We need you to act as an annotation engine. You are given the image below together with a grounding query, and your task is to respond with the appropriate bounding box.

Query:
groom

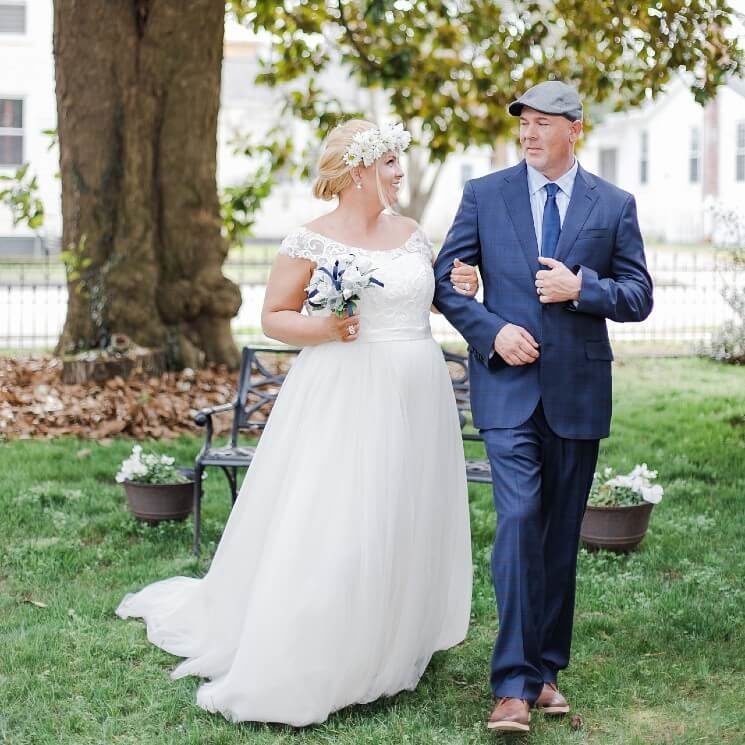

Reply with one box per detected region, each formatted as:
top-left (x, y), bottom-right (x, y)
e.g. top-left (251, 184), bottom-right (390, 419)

top-left (434, 81), bottom-right (653, 733)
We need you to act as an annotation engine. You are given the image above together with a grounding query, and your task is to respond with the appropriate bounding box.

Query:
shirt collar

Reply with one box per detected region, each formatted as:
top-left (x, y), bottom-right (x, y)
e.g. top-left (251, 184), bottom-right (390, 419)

top-left (527, 159), bottom-right (579, 198)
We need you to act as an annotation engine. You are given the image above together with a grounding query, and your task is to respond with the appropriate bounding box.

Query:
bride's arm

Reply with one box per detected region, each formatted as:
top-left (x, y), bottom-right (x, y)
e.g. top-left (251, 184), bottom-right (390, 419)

top-left (431, 259), bottom-right (479, 314)
top-left (261, 255), bottom-right (357, 346)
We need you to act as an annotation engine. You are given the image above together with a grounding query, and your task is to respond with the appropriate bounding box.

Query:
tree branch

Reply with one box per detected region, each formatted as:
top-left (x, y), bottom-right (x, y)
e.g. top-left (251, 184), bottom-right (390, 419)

top-left (336, 0), bottom-right (383, 75)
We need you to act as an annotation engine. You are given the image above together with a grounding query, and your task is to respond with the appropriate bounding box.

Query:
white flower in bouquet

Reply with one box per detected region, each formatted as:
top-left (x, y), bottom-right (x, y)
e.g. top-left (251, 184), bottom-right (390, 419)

top-left (306, 252), bottom-right (384, 317)
top-left (342, 265), bottom-right (363, 291)
top-left (354, 255), bottom-right (374, 273)
top-left (306, 269), bottom-right (342, 308)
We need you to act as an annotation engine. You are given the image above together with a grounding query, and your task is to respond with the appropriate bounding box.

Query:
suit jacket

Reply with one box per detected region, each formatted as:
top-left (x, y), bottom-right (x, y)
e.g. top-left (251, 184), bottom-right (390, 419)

top-left (433, 160), bottom-right (653, 439)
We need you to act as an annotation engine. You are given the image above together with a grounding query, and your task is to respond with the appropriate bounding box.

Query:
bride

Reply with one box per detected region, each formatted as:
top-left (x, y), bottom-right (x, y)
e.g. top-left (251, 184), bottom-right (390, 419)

top-left (116, 119), bottom-right (476, 727)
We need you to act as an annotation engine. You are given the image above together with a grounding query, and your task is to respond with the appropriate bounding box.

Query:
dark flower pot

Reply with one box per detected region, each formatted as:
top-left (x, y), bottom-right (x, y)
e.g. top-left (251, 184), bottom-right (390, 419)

top-left (122, 468), bottom-right (194, 523)
top-left (580, 502), bottom-right (655, 552)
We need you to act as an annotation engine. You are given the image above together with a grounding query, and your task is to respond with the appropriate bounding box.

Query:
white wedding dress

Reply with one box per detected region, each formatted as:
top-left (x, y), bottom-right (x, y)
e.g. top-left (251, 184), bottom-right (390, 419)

top-left (116, 226), bottom-right (472, 727)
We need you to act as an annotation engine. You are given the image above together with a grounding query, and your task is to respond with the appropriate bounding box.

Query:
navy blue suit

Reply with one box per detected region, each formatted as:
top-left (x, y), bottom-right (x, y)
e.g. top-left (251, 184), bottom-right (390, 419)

top-left (434, 160), bottom-right (653, 702)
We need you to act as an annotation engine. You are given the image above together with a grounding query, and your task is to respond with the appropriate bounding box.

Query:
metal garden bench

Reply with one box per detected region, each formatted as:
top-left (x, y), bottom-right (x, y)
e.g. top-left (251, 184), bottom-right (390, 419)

top-left (191, 345), bottom-right (491, 554)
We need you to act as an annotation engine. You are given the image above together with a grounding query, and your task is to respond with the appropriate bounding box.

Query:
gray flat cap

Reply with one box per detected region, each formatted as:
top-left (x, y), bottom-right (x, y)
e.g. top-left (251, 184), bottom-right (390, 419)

top-left (508, 81), bottom-right (583, 121)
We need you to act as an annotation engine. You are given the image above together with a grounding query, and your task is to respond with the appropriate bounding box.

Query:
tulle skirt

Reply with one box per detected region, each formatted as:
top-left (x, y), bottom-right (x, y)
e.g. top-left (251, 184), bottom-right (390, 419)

top-left (116, 336), bottom-right (472, 726)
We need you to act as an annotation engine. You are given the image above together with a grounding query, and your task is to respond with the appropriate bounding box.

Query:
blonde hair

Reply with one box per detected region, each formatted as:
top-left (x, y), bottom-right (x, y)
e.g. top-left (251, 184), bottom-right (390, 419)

top-left (312, 120), bottom-right (376, 201)
top-left (312, 119), bottom-right (398, 212)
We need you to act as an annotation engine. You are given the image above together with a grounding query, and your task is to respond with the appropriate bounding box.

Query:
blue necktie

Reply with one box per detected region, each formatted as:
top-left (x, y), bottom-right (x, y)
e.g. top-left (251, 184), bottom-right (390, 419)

top-left (541, 182), bottom-right (561, 258)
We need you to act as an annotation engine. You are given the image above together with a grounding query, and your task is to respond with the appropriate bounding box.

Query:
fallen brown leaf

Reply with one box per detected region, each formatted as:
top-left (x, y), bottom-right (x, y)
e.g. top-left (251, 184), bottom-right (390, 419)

top-left (0, 355), bottom-right (241, 441)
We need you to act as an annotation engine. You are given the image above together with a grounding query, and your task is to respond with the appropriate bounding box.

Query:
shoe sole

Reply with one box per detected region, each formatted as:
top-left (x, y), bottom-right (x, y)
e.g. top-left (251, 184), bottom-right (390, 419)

top-left (537, 705), bottom-right (570, 715)
top-left (486, 721), bottom-right (530, 732)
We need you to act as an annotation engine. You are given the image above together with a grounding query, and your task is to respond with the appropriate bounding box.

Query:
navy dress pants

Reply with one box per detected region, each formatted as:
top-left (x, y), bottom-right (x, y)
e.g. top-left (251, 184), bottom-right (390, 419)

top-left (482, 401), bottom-right (599, 704)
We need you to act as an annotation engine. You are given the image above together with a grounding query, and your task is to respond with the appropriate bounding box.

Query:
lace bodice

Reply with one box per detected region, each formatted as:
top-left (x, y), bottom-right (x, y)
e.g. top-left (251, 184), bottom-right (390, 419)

top-left (279, 227), bottom-right (435, 343)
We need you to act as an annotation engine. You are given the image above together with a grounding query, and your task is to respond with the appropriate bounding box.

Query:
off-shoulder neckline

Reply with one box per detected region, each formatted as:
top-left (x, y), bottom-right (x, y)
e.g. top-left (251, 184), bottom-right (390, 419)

top-left (297, 225), bottom-right (423, 254)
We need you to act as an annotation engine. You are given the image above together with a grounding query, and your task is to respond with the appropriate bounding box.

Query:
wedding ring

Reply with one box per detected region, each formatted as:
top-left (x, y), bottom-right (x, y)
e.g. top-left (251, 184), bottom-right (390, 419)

top-left (537, 287), bottom-right (543, 295)
top-left (348, 325), bottom-right (356, 335)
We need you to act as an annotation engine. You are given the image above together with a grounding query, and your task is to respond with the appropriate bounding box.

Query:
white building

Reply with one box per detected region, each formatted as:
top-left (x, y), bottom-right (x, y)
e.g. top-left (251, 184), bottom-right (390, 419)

top-left (0, 0), bottom-right (60, 256)
top-left (580, 77), bottom-right (745, 244)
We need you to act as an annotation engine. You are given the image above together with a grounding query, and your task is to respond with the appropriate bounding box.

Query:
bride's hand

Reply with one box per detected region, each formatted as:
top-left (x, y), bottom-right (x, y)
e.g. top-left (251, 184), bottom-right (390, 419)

top-left (450, 259), bottom-right (479, 297)
top-left (326, 312), bottom-right (360, 343)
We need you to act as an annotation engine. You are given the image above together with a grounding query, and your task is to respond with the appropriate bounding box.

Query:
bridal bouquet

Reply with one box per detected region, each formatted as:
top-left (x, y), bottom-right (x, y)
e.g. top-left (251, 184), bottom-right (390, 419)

top-left (305, 253), bottom-right (384, 317)
top-left (588, 463), bottom-right (664, 507)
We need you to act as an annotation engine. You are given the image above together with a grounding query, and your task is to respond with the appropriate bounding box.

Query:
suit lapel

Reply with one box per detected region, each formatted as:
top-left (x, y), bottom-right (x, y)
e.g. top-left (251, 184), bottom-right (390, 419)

top-left (553, 166), bottom-right (598, 264)
top-left (501, 162), bottom-right (540, 276)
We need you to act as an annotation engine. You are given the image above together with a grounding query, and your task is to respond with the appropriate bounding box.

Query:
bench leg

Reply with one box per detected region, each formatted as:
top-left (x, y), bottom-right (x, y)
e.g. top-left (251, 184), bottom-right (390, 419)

top-left (192, 463), bottom-right (204, 556)
top-left (221, 466), bottom-right (238, 506)
top-left (231, 466), bottom-right (238, 504)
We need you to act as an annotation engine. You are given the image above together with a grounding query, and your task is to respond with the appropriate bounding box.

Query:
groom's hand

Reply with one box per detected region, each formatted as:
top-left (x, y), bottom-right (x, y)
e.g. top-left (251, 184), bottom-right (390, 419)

top-left (535, 257), bottom-right (581, 303)
top-left (494, 324), bottom-right (540, 366)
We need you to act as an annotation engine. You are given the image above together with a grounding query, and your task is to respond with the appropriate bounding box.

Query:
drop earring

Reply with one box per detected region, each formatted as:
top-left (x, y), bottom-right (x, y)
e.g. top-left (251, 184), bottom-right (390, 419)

top-left (355, 182), bottom-right (362, 190)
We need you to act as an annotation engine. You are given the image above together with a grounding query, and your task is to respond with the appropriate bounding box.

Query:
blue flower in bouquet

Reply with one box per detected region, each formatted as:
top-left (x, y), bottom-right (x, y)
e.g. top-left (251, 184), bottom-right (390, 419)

top-left (305, 253), bottom-right (384, 317)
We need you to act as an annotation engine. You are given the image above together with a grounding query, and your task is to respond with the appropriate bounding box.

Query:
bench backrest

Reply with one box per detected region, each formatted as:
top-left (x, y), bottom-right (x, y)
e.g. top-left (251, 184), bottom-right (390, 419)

top-left (230, 346), bottom-right (300, 445)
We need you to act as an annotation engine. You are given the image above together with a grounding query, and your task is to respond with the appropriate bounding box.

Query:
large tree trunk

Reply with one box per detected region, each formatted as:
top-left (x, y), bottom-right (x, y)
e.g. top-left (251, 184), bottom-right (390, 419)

top-left (53, 0), bottom-right (241, 369)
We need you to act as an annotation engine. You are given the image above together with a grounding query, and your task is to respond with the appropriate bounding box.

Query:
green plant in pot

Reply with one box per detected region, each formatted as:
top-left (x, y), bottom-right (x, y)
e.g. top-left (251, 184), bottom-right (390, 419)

top-left (581, 464), bottom-right (664, 552)
top-left (116, 445), bottom-right (194, 523)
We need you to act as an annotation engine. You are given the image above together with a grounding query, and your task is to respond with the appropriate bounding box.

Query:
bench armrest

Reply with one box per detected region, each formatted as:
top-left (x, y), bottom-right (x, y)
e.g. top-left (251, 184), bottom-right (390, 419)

top-left (193, 401), bottom-right (235, 457)
top-left (193, 402), bottom-right (234, 427)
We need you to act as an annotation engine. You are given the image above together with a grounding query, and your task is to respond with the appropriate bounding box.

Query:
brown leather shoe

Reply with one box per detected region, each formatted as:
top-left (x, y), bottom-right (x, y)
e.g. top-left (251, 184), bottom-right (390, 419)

top-left (487, 697), bottom-right (530, 732)
top-left (535, 682), bottom-right (570, 715)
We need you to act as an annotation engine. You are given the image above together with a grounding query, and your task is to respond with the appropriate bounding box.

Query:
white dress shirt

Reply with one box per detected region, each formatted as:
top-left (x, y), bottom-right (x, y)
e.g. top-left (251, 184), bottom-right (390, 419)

top-left (526, 159), bottom-right (578, 254)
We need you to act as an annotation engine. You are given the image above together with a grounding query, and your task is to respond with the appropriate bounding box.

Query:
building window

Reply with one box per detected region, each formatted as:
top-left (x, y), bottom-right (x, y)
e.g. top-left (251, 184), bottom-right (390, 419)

top-left (221, 56), bottom-right (255, 105)
top-left (0, 3), bottom-right (26, 34)
top-left (460, 162), bottom-right (473, 186)
top-left (640, 131), bottom-right (648, 185)
top-left (736, 121), bottom-right (745, 183)
top-left (0, 98), bottom-right (23, 166)
top-left (599, 148), bottom-right (617, 184)
top-left (689, 127), bottom-right (701, 183)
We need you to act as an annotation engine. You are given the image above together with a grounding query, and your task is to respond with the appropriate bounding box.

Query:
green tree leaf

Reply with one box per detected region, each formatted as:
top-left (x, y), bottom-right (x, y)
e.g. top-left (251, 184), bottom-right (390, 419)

top-left (229, 0), bottom-right (744, 219)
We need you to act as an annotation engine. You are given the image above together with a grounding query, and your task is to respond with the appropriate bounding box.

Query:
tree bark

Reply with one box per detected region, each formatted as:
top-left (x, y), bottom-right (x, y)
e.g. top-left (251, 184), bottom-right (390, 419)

top-left (53, 0), bottom-right (241, 369)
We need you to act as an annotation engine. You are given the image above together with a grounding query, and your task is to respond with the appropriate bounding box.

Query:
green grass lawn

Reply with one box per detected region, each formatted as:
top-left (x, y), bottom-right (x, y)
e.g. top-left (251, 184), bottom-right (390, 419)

top-left (1, 358), bottom-right (744, 744)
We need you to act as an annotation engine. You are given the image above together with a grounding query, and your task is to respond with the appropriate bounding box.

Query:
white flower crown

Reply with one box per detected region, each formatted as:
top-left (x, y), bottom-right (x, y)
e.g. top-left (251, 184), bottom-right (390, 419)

top-left (342, 122), bottom-right (412, 169)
